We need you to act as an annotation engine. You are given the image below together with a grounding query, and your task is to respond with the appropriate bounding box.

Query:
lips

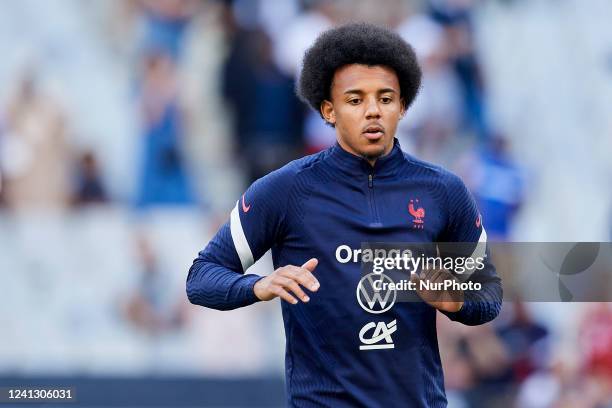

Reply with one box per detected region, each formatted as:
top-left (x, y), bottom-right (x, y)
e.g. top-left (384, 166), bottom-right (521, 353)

top-left (363, 124), bottom-right (385, 140)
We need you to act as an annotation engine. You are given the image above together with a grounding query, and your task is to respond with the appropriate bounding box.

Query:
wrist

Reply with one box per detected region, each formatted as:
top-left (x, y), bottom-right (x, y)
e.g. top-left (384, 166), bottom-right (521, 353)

top-left (248, 274), bottom-right (266, 302)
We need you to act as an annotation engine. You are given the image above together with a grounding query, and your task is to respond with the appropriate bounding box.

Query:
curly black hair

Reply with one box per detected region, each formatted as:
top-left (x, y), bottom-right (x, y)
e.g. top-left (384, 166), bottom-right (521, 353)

top-left (297, 22), bottom-right (422, 121)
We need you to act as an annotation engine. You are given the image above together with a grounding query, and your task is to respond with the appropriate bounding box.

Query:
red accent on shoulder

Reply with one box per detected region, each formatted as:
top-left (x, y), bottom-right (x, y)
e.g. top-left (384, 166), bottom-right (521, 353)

top-left (241, 194), bottom-right (251, 213)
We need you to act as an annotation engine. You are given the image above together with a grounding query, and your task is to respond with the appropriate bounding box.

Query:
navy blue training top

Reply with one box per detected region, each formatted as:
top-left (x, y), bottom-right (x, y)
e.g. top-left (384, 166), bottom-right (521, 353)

top-left (187, 139), bottom-right (502, 407)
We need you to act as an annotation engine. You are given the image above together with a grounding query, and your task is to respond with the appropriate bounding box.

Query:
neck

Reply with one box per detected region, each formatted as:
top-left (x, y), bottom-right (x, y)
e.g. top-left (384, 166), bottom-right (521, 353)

top-left (337, 139), bottom-right (394, 167)
top-left (365, 156), bottom-right (377, 167)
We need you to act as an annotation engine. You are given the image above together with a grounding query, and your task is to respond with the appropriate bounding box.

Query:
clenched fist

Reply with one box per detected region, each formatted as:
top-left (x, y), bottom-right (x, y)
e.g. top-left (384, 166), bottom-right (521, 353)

top-left (254, 258), bottom-right (320, 304)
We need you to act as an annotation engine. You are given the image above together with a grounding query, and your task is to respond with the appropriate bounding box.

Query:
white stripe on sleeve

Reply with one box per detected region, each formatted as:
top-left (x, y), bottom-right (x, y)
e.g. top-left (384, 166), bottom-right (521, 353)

top-left (230, 200), bottom-right (255, 272)
top-left (459, 227), bottom-right (488, 281)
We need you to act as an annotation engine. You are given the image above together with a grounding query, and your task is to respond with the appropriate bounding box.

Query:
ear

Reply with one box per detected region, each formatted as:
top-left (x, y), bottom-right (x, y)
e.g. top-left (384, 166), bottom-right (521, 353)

top-left (320, 100), bottom-right (336, 126)
top-left (399, 98), bottom-right (407, 119)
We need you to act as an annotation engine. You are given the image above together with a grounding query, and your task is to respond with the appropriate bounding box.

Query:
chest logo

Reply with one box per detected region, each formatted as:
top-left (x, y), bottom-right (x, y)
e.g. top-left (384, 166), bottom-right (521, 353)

top-left (356, 273), bottom-right (397, 314)
top-left (359, 320), bottom-right (397, 350)
top-left (408, 199), bottom-right (425, 229)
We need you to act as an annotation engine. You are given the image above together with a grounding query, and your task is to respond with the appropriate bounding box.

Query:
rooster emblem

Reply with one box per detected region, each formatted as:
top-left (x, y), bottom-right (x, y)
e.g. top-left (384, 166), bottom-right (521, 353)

top-left (408, 199), bottom-right (425, 229)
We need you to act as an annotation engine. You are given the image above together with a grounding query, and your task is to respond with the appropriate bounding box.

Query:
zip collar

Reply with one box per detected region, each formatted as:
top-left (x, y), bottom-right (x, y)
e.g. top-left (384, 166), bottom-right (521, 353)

top-left (327, 138), bottom-right (406, 178)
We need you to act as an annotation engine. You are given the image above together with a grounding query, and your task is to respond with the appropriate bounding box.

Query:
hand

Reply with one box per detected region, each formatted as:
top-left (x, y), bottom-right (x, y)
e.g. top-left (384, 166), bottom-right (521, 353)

top-left (254, 258), bottom-right (320, 304)
top-left (411, 268), bottom-right (464, 313)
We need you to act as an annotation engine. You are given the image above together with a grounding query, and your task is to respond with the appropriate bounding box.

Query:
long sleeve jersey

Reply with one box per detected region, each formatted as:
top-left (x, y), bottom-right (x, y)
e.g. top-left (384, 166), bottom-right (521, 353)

top-left (187, 139), bottom-right (502, 407)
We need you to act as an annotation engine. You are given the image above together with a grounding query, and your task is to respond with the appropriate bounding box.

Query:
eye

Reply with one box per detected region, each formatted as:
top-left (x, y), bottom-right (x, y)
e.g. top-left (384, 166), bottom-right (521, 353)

top-left (380, 96), bottom-right (392, 104)
top-left (348, 98), bottom-right (361, 105)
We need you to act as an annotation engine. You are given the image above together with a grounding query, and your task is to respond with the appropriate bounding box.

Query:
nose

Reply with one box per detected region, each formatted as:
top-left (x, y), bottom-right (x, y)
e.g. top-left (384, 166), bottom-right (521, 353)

top-left (365, 97), bottom-right (381, 120)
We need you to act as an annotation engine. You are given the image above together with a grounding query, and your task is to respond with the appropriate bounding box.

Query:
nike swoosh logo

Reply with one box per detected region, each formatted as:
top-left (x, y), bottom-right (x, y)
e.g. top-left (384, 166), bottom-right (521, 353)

top-left (242, 194), bottom-right (251, 213)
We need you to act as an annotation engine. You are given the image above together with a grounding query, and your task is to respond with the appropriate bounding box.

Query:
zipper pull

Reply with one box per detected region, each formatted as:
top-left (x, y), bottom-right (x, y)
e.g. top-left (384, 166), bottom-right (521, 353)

top-left (368, 174), bottom-right (373, 188)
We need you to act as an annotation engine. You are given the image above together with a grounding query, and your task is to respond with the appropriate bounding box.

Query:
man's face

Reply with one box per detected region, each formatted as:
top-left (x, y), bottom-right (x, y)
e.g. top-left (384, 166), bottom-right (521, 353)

top-left (321, 64), bottom-right (405, 163)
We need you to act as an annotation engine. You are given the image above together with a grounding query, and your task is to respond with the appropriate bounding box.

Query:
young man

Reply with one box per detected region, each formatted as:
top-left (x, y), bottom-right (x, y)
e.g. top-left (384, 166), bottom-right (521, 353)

top-left (187, 23), bottom-right (502, 407)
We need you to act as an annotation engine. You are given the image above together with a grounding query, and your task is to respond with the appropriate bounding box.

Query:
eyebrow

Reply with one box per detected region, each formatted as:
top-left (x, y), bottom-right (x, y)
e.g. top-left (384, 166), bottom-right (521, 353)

top-left (343, 88), bottom-right (398, 95)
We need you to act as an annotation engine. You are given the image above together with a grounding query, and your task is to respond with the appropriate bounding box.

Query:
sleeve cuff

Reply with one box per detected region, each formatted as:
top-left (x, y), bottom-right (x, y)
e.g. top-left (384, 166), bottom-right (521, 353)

top-left (441, 299), bottom-right (474, 323)
top-left (241, 273), bottom-right (266, 305)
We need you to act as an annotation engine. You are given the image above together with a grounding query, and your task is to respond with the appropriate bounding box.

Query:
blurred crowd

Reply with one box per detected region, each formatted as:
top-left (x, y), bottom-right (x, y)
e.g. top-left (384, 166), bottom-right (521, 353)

top-left (0, 0), bottom-right (610, 407)
top-left (439, 302), bottom-right (612, 407)
top-left (0, 0), bottom-right (525, 237)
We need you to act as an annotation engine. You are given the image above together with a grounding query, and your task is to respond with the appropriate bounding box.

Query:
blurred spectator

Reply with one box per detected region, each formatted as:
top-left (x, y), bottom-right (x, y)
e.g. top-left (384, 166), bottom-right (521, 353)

top-left (441, 302), bottom-right (550, 407)
top-left (516, 359), bottom-right (570, 408)
top-left (518, 309), bottom-right (612, 408)
top-left (138, 0), bottom-right (200, 60)
top-left (122, 234), bottom-right (188, 335)
top-left (222, 24), bottom-right (304, 182)
top-left (0, 114), bottom-right (5, 206)
top-left (580, 304), bottom-right (612, 382)
top-left (71, 151), bottom-right (109, 206)
top-left (273, 0), bottom-right (341, 153)
top-left (0, 169), bottom-right (4, 207)
top-left (273, 0), bottom-right (339, 77)
top-left (396, 9), bottom-right (463, 161)
top-left (0, 72), bottom-right (70, 211)
top-left (428, 0), bottom-right (489, 139)
top-left (457, 135), bottom-right (524, 241)
top-left (135, 50), bottom-right (195, 207)
top-left (437, 315), bottom-right (511, 407)
top-left (496, 302), bottom-right (550, 383)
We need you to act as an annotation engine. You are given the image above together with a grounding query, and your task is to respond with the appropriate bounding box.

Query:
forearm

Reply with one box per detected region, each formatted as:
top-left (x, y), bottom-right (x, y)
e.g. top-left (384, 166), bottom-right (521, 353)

top-left (186, 258), bottom-right (263, 311)
top-left (441, 277), bottom-right (502, 325)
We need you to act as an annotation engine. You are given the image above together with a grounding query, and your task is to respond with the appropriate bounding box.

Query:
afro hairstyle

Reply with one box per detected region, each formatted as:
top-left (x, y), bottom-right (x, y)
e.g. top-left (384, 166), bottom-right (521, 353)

top-left (297, 22), bottom-right (422, 122)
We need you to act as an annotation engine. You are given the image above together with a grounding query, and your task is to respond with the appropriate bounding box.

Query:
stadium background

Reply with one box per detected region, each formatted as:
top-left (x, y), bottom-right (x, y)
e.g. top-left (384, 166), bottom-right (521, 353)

top-left (0, 0), bottom-right (611, 406)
